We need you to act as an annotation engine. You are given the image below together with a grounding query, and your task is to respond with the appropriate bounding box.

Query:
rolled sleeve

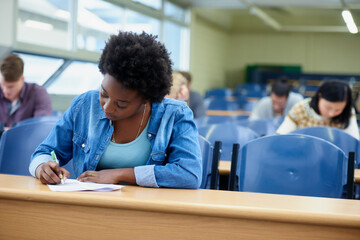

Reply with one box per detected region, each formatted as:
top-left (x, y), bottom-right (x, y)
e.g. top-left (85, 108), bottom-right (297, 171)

top-left (134, 165), bottom-right (159, 188)
top-left (29, 154), bottom-right (52, 177)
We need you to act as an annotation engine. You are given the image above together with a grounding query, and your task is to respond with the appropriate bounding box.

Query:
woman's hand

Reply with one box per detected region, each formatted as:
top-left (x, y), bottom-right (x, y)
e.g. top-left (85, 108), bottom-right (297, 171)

top-left (77, 169), bottom-right (136, 184)
top-left (35, 161), bottom-right (70, 184)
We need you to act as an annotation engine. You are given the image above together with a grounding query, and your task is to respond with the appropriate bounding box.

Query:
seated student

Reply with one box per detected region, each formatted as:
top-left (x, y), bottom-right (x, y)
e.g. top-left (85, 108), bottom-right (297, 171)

top-left (0, 54), bottom-right (52, 131)
top-left (249, 78), bottom-right (303, 121)
top-left (178, 71), bottom-right (206, 118)
top-left (277, 80), bottom-right (359, 140)
top-left (29, 31), bottom-right (202, 189)
top-left (166, 72), bottom-right (189, 103)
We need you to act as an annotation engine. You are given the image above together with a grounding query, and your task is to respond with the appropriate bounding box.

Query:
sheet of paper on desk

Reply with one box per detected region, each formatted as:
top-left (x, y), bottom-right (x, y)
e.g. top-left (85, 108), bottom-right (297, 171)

top-left (47, 179), bottom-right (124, 192)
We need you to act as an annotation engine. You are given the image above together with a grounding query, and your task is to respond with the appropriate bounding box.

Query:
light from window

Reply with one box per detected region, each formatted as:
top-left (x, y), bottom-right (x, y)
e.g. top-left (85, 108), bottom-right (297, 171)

top-left (14, 52), bottom-right (64, 86)
top-left (77, 0), bottom-right (124, 52)
top-left (132, 0), bottom-right (162, 10)
top-left (47, 61), bottom-right (102, 95)
top-left (17, 0), bottom-right (71, 49)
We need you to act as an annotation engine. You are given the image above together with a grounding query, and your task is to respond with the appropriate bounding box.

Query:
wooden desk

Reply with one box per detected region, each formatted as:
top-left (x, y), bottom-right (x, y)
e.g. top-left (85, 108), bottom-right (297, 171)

top-left (219, 161), bottom-right (360, 184)
top-left (206, 110), bottom-right (250, 116)
top-left (1, 174), bottom-right (360, 240)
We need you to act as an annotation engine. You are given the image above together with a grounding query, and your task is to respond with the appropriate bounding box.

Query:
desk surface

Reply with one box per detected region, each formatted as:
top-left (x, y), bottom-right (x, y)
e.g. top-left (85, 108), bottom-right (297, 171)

top-left (219, 161), bottom-right (360, 184)
top-left (1, 174), bottom-right (360, 240)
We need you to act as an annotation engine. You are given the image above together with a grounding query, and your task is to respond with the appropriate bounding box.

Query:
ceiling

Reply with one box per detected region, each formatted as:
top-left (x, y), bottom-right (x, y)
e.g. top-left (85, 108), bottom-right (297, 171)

top-left (172, 0), bottom-right (360, 33)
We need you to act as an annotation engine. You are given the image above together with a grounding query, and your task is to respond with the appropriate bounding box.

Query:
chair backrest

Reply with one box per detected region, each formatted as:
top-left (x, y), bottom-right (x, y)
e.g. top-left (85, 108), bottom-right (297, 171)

top-left (0, 120), bottom-right (75, 178)
top-left (195, 115), bottom-right (237, 126)
top-left (237, 134), bottom-right (348, 198)
top-left (198, 135), bottom-right (213, 189)
top-left (198, 123), bottom-right (259, 161)
top-left (16, 115), bottom-right (61, 127)
top-left (204, 98), bottom-right (238, 111)
top-left (0, 121), bottom-right (56, 176)
top-left (236, 118), bottom-right (278, 136)
top-left (205, 88), bottom-right (233, 98)
top-left (291, 126), bottom-right (360, 168)
top-left (198, 136), bottom-right (221, 189)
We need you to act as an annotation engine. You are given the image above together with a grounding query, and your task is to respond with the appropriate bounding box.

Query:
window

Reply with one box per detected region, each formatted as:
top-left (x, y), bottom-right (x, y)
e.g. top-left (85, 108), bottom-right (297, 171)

top-left (14, 52), bottom-right (64, 86)
top-left (164, 21), bottom-right (190, 70)
top-left (77, 0), bottom-right (124, 52)
top-left (164, 1), bottom-right (186, 22)
top-left (47, 61), bottom-right (102, 95)
top-left (132, 0), bottom-right (162, 10)
top-left (17, 0), bottom-right (72, 50)
top-left (124, 9), bottom-right (160, 36)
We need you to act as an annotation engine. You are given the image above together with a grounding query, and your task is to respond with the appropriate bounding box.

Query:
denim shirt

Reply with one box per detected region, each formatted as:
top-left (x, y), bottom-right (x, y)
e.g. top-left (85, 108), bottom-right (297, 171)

top-left (29, 90), bottom-right (202, 189)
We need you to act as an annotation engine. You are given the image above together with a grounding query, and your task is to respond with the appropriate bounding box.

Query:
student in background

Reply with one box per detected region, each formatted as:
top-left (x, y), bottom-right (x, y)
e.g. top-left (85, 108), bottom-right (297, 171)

top-left (249, 77), bottom-right (303, 121)
top-left (166, 72), bottom-right (189, 103)
top-left (178, 71), bottom-right (206, 118)
top-left (277, 80), bottom-right (359, 139)
top-left (0, 54), bottom-right (52, 131)
top-left (29, 31), bottom-right (202, 189)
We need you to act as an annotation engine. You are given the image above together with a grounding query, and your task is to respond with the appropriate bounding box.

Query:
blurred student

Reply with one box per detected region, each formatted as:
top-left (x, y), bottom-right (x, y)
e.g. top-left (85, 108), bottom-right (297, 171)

top-left (277, 80), bottom-right (359, 139)
top-left (178, 71), bottom-right (206, 118)
top-left (250, 78), bottom-right (303, 121)
top-left (166, 72), bottom-right (189, 103)
top-left (0, 54), bottom-right (52, 132)
top-left (29, 31), bottom-right (202, 189)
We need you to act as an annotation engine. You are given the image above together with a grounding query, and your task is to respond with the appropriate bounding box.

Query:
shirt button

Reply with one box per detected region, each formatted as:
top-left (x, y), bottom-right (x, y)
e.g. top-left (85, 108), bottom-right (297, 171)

top-left (82, 143), bottom-right (85, 148)
top-left (148, 134), bottom-right (151, 137)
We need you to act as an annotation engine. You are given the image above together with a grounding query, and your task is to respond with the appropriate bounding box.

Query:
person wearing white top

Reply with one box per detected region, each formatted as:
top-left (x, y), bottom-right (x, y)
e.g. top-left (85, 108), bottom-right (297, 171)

top-left (249, 78), bottom-right (303, 121)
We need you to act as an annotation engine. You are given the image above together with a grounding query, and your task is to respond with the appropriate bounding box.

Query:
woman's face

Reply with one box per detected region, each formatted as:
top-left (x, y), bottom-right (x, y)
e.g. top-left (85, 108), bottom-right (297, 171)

top-left (318, 97), bottom-right (346, 120)
top-left (99, 73), bottom-right (145, 121)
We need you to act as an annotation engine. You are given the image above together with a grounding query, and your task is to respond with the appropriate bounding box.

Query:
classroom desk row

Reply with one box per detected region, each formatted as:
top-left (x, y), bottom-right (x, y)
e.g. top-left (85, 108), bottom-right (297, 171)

top-left (219, 161), bottom-right (360, 183)
top-left (1, 174), bottom-right (360, 240)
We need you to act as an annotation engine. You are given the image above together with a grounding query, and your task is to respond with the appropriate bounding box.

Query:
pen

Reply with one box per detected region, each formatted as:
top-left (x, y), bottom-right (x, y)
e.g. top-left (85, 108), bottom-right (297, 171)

top-left (51, 150), bottom-right (64, 184)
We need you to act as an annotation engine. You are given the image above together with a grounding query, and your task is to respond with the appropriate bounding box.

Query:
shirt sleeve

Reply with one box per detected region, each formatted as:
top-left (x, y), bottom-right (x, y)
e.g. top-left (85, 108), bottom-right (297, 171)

top-left (276, 116), bottom-right (297, 134)
top-left (33, 85), bottom-right (52, 117)
top-left (134, 105), bottom-right (202, 189)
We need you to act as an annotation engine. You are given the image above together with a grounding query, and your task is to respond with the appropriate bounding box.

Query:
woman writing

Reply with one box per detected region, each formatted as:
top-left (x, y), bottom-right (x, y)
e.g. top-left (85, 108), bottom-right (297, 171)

top-left (276, 80), bottom-right (359, 139)
top-left (29, 31), bottom-right (202, 188)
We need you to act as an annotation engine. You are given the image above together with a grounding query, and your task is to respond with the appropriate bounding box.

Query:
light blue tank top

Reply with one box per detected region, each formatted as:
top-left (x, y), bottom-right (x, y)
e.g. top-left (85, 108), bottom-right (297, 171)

top-left (97, 121), bottom-right (151, 170)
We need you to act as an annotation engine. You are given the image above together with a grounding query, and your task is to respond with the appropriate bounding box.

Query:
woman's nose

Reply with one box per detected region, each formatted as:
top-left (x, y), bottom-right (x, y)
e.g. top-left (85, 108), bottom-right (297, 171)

top-left (103, 101), bottom-right (115, 113)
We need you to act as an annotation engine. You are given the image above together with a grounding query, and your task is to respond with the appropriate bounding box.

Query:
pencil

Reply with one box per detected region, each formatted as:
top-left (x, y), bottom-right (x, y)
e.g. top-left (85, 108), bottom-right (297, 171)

top-left (51, 150), bottom-right (64, 184)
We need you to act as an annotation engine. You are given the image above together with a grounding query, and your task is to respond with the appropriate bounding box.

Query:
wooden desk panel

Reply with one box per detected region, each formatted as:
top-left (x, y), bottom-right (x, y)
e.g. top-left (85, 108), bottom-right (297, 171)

top-left (1, 174), bottom-right (360, 240)
top-left (219, 161), bottom-right (360, 184)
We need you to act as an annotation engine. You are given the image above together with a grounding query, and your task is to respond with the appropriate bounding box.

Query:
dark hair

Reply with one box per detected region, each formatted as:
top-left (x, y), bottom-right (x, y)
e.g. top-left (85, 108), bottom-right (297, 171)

top-left (0, 54), bottom-right (24, 82)
top-left (310, 80), bottom-right (352, 127)
top-left (98, 31), bottom-right (172, 103)
top-left (178, 71), bottom-right (192, 84)
top-left (271, 77), bottom-right (290, 97)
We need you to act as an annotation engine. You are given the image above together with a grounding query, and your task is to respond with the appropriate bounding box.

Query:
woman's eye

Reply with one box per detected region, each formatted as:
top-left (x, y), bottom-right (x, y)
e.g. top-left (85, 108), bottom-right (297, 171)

top-left (116, 104), bottom-right (126, 109)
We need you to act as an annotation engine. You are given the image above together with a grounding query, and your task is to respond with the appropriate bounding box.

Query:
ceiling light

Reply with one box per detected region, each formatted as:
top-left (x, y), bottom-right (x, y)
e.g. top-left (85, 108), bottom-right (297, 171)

top-left (341, 9), bottom-right (358, 34)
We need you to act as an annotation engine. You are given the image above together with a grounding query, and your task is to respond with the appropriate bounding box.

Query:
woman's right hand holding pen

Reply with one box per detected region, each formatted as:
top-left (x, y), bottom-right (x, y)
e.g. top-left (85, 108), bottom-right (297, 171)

top-left (35, 161), bottom-right (70, 185)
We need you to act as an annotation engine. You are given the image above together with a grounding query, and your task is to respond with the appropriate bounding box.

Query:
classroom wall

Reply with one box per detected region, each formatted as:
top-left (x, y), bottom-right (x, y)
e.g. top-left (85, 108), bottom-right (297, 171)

top-left (189, 10), bottom-right (231, 95)
top-left (190, 8), bottom-right (360, 94)
top-left (227, 32), bottom-right (360, 84)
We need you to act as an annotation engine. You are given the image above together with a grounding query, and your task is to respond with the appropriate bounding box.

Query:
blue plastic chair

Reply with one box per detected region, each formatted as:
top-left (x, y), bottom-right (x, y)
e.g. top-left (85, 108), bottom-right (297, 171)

top-left (198, 123), bottom-right (259, 161)
top-left (205, 88), bottom-right (233, 98)
top-left (234, 134), bottom-right (351, 198)
top-left (236, 118), bottom-right (279, 136)
top-left (195, 115), bottom-right (238, 126)
top-left (0, 121), bottom-right (75, 178)
top-left (16, 115), bottom-right (61, 127)
top-left (204, 98), bottom-right (238, 111)
top-left (198, 136), bottom-right (221, 189)
top-left (290, 127), bottom-right (360, 168)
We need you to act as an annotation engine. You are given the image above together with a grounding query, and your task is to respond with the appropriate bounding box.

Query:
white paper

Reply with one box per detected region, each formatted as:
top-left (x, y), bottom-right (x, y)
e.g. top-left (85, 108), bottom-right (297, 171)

top-left (47, 179), bottom-right (124, 192)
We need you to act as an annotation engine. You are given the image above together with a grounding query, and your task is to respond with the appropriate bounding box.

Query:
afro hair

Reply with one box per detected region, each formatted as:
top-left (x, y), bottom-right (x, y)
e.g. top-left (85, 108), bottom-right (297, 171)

top-left (98, 31), bottom-right (173, 103)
